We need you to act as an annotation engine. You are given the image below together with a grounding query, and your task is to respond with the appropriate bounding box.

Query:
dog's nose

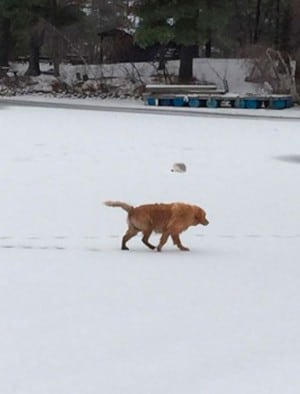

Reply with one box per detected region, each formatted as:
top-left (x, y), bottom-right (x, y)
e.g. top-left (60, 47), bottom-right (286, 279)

top-left (204, 220), bottom-right (209, 225)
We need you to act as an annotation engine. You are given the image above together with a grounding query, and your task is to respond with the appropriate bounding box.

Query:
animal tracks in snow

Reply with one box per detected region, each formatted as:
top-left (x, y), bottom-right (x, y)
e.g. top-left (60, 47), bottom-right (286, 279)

top-left (0, 234), bottom-right (299, 253)
top-left (0, 235), bottom-right (102, 253)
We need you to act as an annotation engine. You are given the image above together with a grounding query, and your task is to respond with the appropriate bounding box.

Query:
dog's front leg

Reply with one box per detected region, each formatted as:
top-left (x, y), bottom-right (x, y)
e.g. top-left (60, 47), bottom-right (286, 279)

top-left (171, 234), bottom-right (190, 251)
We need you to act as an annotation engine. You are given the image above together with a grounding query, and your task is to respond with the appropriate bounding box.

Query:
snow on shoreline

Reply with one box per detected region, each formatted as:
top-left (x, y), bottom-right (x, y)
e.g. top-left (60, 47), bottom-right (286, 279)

top-left (2, 57), bottom-right (296, 99)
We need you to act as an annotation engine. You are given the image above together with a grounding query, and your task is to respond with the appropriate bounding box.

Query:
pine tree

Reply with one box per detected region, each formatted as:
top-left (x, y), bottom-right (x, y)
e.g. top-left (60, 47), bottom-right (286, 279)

top-left (25, 0), bottom-right (84, 76)
top-left (0, 0), bottom-right (23, 66)
top-left (230, 0), bottom-right (293, 51)
top-left (134, 0), bottom-right (230, 82)
top-left (0, 0), bottom-right (84, 75)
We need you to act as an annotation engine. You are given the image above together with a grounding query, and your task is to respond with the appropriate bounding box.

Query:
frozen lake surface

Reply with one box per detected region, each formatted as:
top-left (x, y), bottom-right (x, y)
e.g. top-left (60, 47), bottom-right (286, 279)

top-left (1, 103), bottom-right (300, 393)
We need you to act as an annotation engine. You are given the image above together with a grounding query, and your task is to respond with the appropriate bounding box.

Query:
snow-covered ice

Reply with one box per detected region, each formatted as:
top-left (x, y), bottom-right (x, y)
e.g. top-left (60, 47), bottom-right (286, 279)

top-left (1, 102), bottom-right (300, 394)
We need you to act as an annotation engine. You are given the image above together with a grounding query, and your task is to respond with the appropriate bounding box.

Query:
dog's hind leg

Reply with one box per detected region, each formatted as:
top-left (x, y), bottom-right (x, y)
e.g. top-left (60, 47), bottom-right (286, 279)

top-left (121, 226), bottom-right (139, 250)
top-left (157, 232), bottom-right (170, 252)
top-left (171, 234), bottom-right (190, 251)
top-left (142, 230), bottom-right (155, 250)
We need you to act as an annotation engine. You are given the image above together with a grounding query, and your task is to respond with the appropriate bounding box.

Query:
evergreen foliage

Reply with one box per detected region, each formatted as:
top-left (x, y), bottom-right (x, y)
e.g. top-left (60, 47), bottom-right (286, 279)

top-left (0, 0), bottom-right (299, 82)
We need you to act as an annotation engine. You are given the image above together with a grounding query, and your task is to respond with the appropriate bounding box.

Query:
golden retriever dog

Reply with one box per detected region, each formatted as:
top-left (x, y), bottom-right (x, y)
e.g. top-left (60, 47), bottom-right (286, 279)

top-left (104, 201), bottom-right (209, 251)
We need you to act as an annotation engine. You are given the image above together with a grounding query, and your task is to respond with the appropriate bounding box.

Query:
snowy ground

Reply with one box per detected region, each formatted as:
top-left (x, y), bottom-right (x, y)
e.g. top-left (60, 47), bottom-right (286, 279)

top-left (1, 102), bottom-right (300, 394)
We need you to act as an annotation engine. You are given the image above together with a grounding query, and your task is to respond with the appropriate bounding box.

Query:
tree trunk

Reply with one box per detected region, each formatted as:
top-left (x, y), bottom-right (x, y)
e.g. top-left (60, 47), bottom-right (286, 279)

top-left (253, 0), bottom-right (262, 43)
top-left (26, 36), bottom-right (42, 76)
top-left (280, 7), bottom-right (292, 52)
top-left (205, 39), bottom-right (212, 58)
top-left (274, 0), bottom-right (280, 49)
top-left (179, 45), bottom-right (194, 83)
top-left (51, 31), bottom-right (61, 77)
top-left (0, 17), bottom-right (11, 67)
top-left (53, 56), bottom-right (60, 77)
top-left (25, 23), bottom-right (45, 76)
top-left (49, 0), bottom-right (60, 76)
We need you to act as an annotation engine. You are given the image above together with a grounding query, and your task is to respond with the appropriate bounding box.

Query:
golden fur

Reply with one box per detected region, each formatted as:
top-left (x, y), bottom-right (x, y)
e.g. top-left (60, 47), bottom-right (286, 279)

top-left (104, 201), bottom-right (209, 251)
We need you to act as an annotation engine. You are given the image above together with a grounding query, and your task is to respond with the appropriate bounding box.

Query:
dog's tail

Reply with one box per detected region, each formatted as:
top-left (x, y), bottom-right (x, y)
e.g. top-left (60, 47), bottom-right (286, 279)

top-left (104, 200), bottom-right (133, 213)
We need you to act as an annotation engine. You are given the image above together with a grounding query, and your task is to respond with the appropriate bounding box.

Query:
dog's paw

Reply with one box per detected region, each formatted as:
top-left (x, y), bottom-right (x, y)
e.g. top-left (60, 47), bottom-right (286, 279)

top-left (180, 246), bottom-right (190, 251)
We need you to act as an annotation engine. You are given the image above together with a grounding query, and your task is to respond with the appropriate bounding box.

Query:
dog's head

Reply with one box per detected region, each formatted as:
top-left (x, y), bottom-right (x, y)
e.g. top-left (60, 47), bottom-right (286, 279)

top-left (193, 206), bottom-right (209, 226)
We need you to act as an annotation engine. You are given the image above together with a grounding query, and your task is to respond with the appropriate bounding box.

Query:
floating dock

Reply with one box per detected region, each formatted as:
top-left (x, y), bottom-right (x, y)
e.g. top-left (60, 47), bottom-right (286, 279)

top-left (144, 85), bottom-right (294, 110)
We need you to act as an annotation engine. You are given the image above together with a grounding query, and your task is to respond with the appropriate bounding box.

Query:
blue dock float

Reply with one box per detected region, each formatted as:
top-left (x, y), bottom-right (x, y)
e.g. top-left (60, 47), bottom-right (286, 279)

top-left (173, 97), bottom-right (187, 107)
top-left (147, 97), bottom-right (156, 106)
top-left (244, 98), bottom-right (263, 109)
top-left (188, 98), bottom-right (207, 108)
top-left (268, 98), bottom-right (290, 109)
top-left (206, 97), bottom-right (221, 108)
